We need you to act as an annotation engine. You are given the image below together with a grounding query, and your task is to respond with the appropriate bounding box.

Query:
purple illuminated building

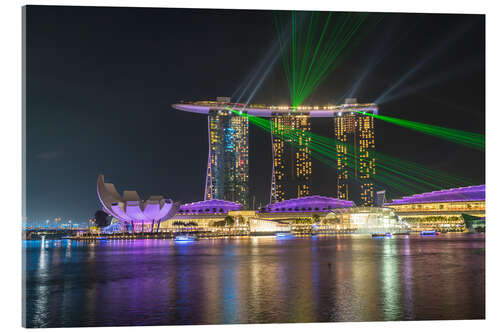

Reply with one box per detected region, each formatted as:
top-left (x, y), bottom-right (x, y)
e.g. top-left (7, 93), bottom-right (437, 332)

top-left (261, 195), bottom-right (354, 213)
top-left (386, 185), bottom-right (485, 205)
top-left (177, 199), bottom-right (243, 215)
top-left (384, 185), bottom-right (485, 231)
top-left (97, 174), bottom-right (180, 232)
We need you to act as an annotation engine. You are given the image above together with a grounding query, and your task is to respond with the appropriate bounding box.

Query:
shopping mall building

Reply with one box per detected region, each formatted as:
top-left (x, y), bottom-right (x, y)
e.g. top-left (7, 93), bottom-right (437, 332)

top-left (384, 185), bottom-right (485, 231)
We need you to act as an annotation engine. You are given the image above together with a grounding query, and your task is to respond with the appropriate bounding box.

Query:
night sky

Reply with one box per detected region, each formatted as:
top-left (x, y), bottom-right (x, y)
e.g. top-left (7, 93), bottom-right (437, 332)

top-left (25, 6), bottom-right (485, 223)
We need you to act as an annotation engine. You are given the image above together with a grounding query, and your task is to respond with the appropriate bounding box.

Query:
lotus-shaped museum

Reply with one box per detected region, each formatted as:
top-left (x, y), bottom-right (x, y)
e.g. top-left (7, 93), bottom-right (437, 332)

top-left (97, 174), bottom-right (180, 232)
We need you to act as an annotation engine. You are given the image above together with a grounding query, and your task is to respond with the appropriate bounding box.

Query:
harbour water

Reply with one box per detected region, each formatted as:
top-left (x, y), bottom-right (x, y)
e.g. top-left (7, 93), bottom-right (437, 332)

top-left (23, 234), bottom-right (485, 327)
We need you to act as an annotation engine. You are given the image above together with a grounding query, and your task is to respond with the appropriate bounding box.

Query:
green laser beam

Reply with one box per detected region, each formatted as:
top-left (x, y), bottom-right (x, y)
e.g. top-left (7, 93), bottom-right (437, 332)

top-left (274, 11), bottom-right (378, 107)
top-left (226, 108), bottom-right (474, 198)
top-left (355, 111), bottom-right (485, 151)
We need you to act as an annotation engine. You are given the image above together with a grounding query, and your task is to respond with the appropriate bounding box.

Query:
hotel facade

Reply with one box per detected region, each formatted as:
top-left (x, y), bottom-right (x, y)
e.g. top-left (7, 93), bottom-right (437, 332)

top-left (270, 114), bottom-right (312, 202)
top-left (205, 103), bottom-right (249, 208)
top-left (334, 98), bottom-right (376, 206)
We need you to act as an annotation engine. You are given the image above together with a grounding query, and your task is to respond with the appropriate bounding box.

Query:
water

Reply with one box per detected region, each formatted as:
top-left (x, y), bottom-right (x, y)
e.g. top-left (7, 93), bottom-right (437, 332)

top-left (23, 234), bottom-right (485, 327)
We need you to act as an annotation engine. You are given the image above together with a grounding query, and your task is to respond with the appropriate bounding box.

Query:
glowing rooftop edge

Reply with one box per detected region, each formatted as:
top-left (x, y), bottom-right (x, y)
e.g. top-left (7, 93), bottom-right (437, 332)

top-left (386, 185), bottom-right (485, 205)
top-left (262, 195), bottom-right (354, 212)
top-left (172, 101), bottom-right (378, 118)
top-left (177, 199), bottom-right (243, 214)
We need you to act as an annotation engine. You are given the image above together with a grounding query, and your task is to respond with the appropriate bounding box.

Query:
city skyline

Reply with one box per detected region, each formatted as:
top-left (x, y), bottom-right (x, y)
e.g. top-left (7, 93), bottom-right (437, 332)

top-left (25, 6), bottom-right (485, 222)
top-left (21, 6), bottom-right (486, 328)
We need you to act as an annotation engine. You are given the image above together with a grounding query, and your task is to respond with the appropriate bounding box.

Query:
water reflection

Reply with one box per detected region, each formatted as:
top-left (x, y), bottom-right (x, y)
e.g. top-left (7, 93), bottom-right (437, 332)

top-left (24, 234), bottom-right (485, 327)
top-left (32, 238), bottom-right (49, 327)
top-left (381, 238), bottom-right (401, 320)
top-left (402, 236), bottom-right (414, 319)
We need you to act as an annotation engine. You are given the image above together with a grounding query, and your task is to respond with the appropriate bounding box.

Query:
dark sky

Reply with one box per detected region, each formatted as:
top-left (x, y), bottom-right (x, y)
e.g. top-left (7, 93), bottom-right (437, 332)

top-left (25, 6), bottom-right (485, 223)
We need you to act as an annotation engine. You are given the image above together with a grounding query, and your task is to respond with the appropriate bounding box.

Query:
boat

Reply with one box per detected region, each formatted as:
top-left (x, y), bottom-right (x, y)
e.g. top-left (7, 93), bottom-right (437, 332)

top-left (372, 232), bottom-right (392, 238)
top-left (275, 232), bottom-right (294, 238)
top-left (174, 234), bottom-right (197, 242)
top-left (420, 230), bottom-right (438, 236)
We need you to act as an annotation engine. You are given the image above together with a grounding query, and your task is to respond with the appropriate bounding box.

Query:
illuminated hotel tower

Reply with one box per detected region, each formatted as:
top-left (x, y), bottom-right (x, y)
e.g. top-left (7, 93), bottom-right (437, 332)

top-left (334, 99), bottom-right (376, 206)
top-left (205, 97), bottom-right (250, 208)
top-left (270, 114), bottom-right (312, 203)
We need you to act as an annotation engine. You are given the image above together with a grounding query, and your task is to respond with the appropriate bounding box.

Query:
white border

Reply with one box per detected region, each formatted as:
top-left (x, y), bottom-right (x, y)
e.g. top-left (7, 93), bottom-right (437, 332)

top-left (1, 1), bottom-right (498, 332)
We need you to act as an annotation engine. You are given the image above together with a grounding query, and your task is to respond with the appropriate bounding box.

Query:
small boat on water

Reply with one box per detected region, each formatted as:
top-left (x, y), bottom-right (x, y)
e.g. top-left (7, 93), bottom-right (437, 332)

top-left (421, 230), bottom-right (439, 236)
top-left (174, 234), bottom-right (197, 242)
top-left (275, 232), bottom-right (295, 238)
top-left (372, 232), bottom-right (392, 238)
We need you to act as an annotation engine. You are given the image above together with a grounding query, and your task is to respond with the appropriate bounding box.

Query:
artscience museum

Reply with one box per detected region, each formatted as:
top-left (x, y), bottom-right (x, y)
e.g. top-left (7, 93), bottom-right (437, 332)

top-left (97, 174), bottom-right (180, 232)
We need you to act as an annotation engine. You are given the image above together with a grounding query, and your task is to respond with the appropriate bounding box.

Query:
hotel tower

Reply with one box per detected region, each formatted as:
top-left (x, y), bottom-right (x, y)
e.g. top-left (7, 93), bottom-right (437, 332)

top-left (204, 97), bottom-right (250, 208)
top-left (270, 114), bottom-right (312, 203)
top-left (334, 98), bottom-right (376, 206)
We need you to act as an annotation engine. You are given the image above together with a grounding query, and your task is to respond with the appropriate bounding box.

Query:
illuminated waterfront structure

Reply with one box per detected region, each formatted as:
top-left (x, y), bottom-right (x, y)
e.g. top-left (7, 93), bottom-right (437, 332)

top-left (385, 185), bottom-right (485, 231)
top-left (97, 174), bottom-right (180, 232)
top-left (162, 199), bottom-right (244, 230)
top-left (95, 173), bottom-right (481, 235)
top-left (334, 98), bottom-right (377, 206)
top-left (166, 196), bottom-right (354, 224)
top-left (173, 99), bottom-right (378, 204)
top-left (270, 115), bottom-right (311, 202)
top-left (161, 196), bottom-right (355, 234)
top-left (158, 196), bottom-right (410, 235)
top-left (324, 207), bottom-right (407, 234)
top-left (161, 199), bottom-right (290, 234)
